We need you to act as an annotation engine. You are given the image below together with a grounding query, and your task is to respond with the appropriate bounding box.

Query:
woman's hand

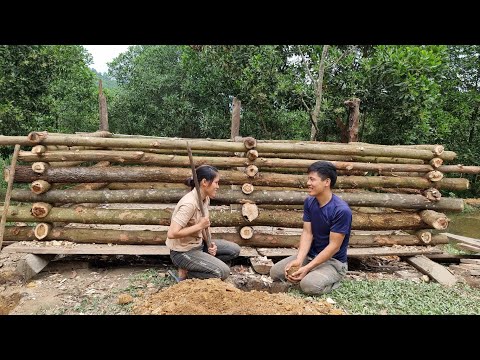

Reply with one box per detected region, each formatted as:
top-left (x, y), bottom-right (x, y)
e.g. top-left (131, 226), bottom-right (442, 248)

top-left (207, 241), bottom-right (217, 256)
top-left (198, 216), bottom-right (210, 230)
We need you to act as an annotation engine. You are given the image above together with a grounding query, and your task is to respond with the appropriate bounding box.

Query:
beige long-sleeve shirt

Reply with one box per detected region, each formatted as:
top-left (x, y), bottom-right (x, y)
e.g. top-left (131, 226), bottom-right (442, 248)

top-left (165, 189), bottom-right (210, 252)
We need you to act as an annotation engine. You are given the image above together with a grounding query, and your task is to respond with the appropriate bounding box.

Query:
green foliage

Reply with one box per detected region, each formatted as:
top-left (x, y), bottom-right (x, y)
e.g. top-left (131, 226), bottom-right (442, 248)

top-left (0, 45), bottom-right (98, 157)
top-left (291, 279), bottom-right (480, 314)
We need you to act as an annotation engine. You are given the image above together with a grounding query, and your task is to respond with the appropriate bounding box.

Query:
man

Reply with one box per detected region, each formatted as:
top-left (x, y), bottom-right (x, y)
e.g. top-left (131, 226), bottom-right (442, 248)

top-left (270, 161), bottom-right (352, 295)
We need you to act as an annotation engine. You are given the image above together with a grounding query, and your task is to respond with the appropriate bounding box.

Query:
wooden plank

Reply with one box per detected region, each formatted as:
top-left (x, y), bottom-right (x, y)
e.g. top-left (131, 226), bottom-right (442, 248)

top-left (455, 243), bottom-right (480, 253)
top-left (239, 246), bottom-right (259, 257)
top-left (406, 255), bottom-right (457, 287)
top-left (347, 246), bottom-right (442, 257)
top-left (256, 246), bottom-right (443, 258)
top-left (3, 242), bottom-right (259, 258)
top-left (3, 243), bottom-right (170, 255)
top-left (460, 258), bottom-right (480, 265)
top-left (257, 248), bottom-right (297, 257)
top-left (17, 254), bottom-right (55, 281)
top-left (442, 232), bottom-right (480, 248)
top-left (426, 253), bottom-right (480, 263)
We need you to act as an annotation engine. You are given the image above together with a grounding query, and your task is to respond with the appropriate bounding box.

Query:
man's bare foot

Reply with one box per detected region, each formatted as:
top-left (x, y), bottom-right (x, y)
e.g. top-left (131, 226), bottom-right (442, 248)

top-left (178, 268), bottom-right (188, 280)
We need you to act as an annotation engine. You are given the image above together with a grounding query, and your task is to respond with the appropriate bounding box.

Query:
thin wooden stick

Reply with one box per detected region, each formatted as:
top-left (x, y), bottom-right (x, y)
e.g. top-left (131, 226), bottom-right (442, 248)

top-left (186, 142), bottom-right (212, 248)
top-left (0, 144), bottom-right (21, 250)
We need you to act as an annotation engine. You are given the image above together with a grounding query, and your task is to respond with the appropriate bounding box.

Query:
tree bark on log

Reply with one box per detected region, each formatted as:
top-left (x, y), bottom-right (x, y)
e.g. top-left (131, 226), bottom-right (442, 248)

top-left (1, 226), bottom-right (449, 247)
top-left (1, 205), bottom-right (434, 230)
top-left (6, 188), bottom-right (465, 212)
top-left (8, 166), bottom-right (469, 191)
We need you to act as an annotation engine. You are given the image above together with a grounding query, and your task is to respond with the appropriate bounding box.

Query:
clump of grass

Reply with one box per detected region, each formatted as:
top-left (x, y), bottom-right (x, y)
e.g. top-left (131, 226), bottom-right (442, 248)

top-left (290, 279), bottom-right (480, 315)
top-left (441, 243), bottom-right (474, 256)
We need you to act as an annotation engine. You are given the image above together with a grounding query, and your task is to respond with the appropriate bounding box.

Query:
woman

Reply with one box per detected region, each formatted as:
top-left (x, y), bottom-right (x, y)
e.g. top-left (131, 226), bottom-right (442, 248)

top-left (166, 164), bottom-right (241, 281)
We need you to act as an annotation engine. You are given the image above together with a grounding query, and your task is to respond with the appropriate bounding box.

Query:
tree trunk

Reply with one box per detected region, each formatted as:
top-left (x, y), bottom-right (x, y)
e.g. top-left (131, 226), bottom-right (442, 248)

top-left (8, 166), bottom-right (469, 191)
top-left (345, 98), bottom-right (361, 142)
top-left (310, 45), bottom-right (330, 140)
top-left (6, 188), bottom-right (464, 212)
top-left (1, 205), bottom-right (434, 230)
top-left (98, 79), bottom-right (109, 131)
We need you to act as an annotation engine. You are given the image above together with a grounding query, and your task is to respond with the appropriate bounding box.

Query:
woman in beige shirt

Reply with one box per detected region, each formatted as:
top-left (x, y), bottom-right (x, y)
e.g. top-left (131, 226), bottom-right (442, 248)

top-left (166, 165), bottom-right (241, 281)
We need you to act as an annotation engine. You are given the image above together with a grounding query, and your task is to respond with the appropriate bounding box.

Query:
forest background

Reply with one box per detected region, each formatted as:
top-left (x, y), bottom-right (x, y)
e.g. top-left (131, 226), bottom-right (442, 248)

top-left (1, 45), bottom-right (478, 196)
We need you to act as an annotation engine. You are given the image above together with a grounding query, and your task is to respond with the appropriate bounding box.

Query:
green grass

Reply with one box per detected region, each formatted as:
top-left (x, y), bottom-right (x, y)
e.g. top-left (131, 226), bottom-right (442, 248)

top-left (289, 279), bottom-right (480, 314)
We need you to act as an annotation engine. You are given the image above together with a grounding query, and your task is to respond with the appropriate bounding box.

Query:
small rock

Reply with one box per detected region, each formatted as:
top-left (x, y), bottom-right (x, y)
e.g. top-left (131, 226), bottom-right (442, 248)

top-left (117, 293), bottom-right (133, 305)
top-left (326, 297), bottom-right (336, 304)
top-left (421, 275), bottom-right (430, 282)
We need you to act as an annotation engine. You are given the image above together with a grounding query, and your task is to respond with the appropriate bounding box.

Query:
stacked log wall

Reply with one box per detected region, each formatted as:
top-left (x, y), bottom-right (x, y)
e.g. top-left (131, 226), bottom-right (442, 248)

top-left (1, 131), bottom-right (478, 253)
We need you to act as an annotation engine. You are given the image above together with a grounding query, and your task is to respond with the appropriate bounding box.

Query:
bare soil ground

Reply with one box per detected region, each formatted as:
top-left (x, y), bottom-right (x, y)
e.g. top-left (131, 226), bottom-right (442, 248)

top-left (0, 250), bottom-right (477, 315)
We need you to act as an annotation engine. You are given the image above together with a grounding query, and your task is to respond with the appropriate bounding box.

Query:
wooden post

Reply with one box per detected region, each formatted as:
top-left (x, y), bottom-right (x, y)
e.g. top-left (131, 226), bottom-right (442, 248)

top-left (230, 97), bottom-right (243, 212)
top-left (0, 144), bottom-right (21, 251)
top-left (230, 97), bottom-right (241, 140)
top-left (99, 80), bottom-right (109, 131)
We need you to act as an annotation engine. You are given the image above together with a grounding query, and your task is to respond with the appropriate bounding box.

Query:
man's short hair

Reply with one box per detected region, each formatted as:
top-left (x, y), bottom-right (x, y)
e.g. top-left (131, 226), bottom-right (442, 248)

top-left (307, 161), bottom-right (337, 188)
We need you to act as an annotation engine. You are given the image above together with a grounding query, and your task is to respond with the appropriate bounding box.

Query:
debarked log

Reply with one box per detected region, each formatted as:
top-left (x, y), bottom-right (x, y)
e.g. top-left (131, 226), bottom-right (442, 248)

top-left (1, 206), bottom-right (436, 230)
top-left (20, 150), bottom-right (443, 173)
top-left (7, 166), bottom-right (470, 191)
top-left (5, 188), bottom-right (465, 212)
top-left (1, 226), bottom-right (448, 247)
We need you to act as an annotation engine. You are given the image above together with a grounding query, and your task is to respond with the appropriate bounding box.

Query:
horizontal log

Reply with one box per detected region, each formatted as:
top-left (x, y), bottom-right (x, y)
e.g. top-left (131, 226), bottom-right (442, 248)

top-left (8, 166), bottom-right (469, 191)
top-left (20, 150), bottom-right (443, 173)
top-left (1, 205), bottom-right (433, 229)
top-left (4, 188), bottom-right (465, 211)
top-left (0, 134), bottom-right (456, 160)
top-left (437, 165), bottom-right (480, 174)
top-left (1, 227), bottom-right (448, 247)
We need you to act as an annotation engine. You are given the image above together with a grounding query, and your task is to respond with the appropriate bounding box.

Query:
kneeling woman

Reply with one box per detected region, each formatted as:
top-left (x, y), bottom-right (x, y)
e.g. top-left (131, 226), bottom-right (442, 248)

top-left (166, 165), bottom-right (241, 281)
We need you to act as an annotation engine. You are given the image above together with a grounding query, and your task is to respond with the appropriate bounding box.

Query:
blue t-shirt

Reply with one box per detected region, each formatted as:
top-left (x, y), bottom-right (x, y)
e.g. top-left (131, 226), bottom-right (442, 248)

top-left (303, 194), bottom-right (352, 263)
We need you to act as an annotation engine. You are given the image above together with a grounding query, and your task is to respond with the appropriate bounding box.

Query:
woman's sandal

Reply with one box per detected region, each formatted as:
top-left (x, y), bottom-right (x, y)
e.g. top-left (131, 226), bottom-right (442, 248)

top-left (167, 270), bottom-right (186, 283)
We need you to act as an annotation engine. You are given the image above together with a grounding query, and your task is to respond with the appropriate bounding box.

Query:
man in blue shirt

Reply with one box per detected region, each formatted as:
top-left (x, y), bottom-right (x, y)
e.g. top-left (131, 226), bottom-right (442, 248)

top-left (270, 161), bottom-right (352, 295)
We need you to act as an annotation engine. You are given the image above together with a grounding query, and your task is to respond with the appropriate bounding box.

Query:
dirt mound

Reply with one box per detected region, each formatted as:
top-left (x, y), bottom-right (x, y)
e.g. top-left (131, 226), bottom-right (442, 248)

top-left (133, 278), bottom-right (344, 315)
top-left (0, 293), bottom-right (22, 315)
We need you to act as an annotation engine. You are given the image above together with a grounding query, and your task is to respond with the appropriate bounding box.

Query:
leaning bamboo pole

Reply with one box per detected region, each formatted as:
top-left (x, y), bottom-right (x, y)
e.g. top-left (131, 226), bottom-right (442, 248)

top-left (0, 205), bottom-right (437, 230)
top-left (6, 166), bottom-right (469, 191)
top-left (2, 188), bottom-right (465, 212)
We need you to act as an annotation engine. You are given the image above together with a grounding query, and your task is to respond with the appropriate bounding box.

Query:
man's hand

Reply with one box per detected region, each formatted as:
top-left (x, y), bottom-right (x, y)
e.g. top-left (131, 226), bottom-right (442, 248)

top-left (285, 259), bottom-right (303, 282)
top-left (207, 241), bottom-right (217, 256)
top-left (287, 265), bottom-right (309, 282)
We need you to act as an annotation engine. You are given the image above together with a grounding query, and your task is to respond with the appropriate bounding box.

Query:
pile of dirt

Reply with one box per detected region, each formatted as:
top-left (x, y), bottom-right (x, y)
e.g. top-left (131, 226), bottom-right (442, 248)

top-left (133, 278), bottom-right (344, 315)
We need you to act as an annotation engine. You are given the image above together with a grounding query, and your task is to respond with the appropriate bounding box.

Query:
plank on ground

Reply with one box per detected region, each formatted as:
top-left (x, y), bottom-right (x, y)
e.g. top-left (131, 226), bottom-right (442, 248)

top-left (406, 255), bottom-right (457, 287)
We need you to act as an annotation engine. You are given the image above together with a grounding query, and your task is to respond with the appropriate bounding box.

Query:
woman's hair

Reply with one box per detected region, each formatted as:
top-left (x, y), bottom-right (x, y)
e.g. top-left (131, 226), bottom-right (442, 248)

top-left (184, 165), bottom-right (219, 190)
